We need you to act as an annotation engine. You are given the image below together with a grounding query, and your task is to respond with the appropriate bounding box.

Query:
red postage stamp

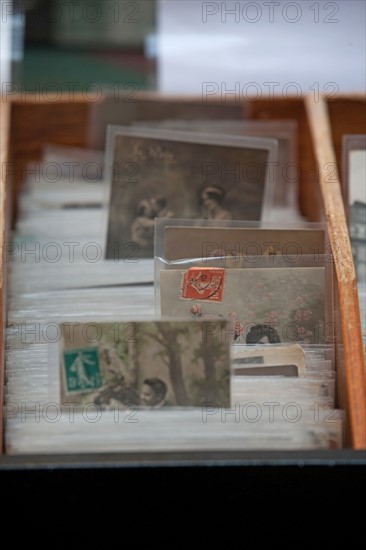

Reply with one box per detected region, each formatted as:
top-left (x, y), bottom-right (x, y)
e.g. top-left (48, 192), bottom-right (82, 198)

top-left (180, 268), bottom-right (225, 302)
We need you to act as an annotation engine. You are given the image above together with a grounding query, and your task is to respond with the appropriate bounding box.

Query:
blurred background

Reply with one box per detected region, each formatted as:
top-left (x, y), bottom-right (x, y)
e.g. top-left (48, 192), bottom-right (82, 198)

top-left (1, 0), bottom-right (365, 95)
top-left (2, 0), bottom-right (157, 91)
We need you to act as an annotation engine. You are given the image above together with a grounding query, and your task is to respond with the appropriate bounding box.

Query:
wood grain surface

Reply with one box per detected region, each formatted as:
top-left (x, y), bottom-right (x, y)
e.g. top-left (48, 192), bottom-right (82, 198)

top-left (305, 95), bottom-right (366, 449)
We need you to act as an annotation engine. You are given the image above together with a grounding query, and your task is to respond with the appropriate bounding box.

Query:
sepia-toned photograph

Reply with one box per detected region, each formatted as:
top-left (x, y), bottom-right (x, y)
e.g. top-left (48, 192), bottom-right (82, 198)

top-left (133, 119), bottom-right (298, 207)
top-left (59, 320), bottom-right (231, 408)
top-left (106, 126), bottom-right (277, 258)
top-left (160, 267), bottom-right (326, 344)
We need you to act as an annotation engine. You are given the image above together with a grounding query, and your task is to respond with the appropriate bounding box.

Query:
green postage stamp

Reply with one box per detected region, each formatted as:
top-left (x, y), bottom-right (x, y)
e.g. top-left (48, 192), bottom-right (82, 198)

top-left (63, 348), bottom-right (102, 394)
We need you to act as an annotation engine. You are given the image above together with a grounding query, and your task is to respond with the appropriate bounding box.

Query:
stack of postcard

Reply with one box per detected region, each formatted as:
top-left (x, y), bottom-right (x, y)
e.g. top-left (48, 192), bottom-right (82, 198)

top-left (4, 120), bottom-right (344, 454)
top-left (6, 320), bottom-right (341, 454)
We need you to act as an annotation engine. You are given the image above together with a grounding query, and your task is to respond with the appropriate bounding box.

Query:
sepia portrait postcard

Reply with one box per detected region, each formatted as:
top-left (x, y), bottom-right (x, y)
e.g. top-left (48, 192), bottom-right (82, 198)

top-left (232, 343), bottom-right (306, 377)
top-left (159, 222), bottom-right (325, 261)
top-left (56, 320), bottom-right (231, 408)
top-left (105, 126), bottom-right (278, 258)
top-left (134, 118), bottom-right (298, 206)
top-left (160, 266), bottom-right (326, 344)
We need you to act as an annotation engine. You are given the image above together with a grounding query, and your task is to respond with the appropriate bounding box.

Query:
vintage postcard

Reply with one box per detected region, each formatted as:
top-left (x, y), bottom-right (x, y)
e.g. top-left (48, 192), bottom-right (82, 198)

top-left (232, 343), bottom-right (306, 376)
top-left (162, 224), bottom-right (325, 261)
top-left (134, 119), bottom-right (297, 206)
top-left (342, 135), bottom-right (366, 282)
top-left (160, 267), bottom-right (326, 344)
top-left (58, 320), bottom-right (231, 408)
top-left (105, 126), bottom-right (277, 258)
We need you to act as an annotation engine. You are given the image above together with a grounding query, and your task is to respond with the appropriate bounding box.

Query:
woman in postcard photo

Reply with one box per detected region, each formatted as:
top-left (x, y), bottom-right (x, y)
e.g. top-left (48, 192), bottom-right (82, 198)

top-left (200, 185), bottom-right (232, 221)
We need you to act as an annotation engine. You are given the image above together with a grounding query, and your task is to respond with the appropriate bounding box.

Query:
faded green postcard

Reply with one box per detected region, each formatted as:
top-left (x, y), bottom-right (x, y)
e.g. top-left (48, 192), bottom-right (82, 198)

top-left (59, 320), bottom-right (231, 408)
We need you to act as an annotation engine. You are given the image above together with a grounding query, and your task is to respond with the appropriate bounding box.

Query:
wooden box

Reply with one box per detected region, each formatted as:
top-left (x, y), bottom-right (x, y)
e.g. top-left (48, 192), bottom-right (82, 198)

top-left (0, 94), bottom-right (365, 490)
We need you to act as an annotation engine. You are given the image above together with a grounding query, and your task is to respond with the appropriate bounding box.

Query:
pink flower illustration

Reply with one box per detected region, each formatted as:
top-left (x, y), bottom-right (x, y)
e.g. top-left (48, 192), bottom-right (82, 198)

top-left (294, 308), bottom-right (312, 322)
top-left (234, 320), bottom-right (244, 336)
top-left (190, 304), bottom-right (202, 317)
top-left (265, 310), bottom-right (279, 324)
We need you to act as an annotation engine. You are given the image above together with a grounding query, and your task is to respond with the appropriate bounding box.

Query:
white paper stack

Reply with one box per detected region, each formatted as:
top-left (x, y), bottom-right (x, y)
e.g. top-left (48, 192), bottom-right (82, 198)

top-left (4, 146), bottom-right (343, 454)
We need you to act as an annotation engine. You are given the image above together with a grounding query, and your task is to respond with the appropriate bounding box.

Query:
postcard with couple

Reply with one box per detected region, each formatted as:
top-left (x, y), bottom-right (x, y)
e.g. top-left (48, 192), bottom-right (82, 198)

top-left (105, 126), bottom-right (278, 258)
top-left (133, 118), bottom-right (298, 207)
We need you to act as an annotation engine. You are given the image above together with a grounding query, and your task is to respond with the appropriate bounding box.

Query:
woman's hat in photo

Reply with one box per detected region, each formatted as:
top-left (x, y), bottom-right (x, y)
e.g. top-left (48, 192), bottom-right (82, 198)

top-left (201, 185), bottom-right (226, 199)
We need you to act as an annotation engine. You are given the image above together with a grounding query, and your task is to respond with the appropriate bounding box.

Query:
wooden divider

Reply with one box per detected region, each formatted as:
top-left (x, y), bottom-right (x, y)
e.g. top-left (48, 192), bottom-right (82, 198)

top-left (305, 95), bottom-right (366, 449)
